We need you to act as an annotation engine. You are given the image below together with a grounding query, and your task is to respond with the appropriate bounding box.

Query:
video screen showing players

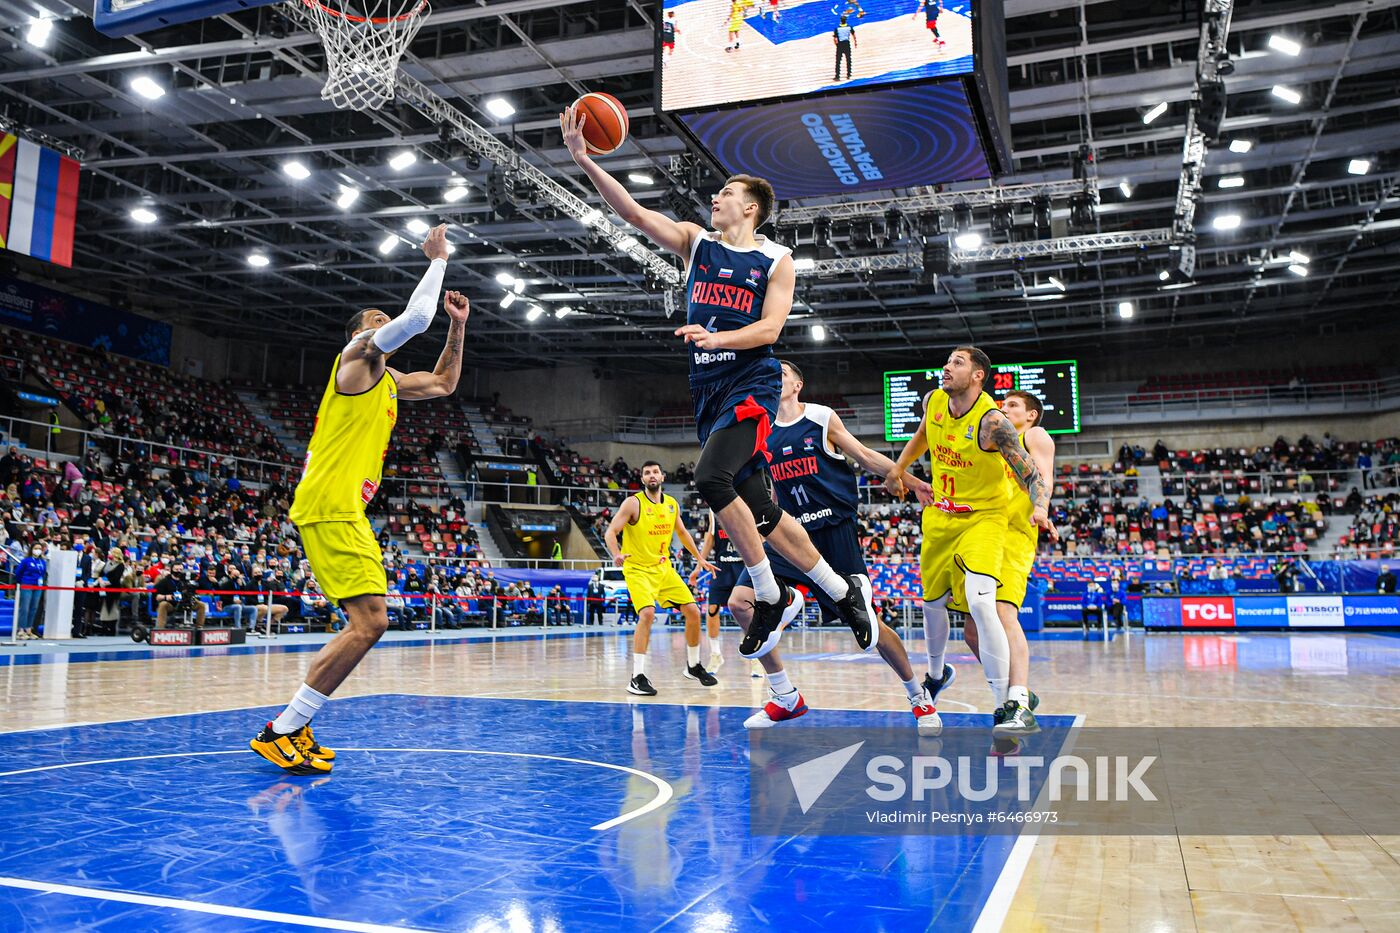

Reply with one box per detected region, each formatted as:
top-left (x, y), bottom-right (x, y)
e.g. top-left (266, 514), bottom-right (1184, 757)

top-left (659, 0), bottom-right (975, 113)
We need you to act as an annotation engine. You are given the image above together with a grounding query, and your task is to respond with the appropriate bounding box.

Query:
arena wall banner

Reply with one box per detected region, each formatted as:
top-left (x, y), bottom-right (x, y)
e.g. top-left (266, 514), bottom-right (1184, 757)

top-left (1142, 595), bottom-right (1400, 629)
top-left (0, 273), bottom-right (172, 365)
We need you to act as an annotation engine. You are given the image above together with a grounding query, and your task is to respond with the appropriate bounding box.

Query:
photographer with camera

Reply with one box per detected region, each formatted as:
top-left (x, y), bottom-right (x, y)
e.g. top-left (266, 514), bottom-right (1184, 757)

top-left (154, 561), bottom-right (207, 628)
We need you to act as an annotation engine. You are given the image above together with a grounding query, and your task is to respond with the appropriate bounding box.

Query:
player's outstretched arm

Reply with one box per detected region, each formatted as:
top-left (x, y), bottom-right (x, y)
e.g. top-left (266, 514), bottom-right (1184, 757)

top-left (560, 107), bottom-right (702, 259)
top-left (675, 255), bottom-right (795, 351)
top-left (827, 410), bottom-right (933, 504)
top-left (980, 409), bottom-right (1053, 533)
top-left (604, 497), bottom-right (640, 567)
top-left (885, 395), bottom-right (931, 497)
top-left (339, 225), bottom-right (449, 392)
top-left (391, 291), bottom-right (470, 400)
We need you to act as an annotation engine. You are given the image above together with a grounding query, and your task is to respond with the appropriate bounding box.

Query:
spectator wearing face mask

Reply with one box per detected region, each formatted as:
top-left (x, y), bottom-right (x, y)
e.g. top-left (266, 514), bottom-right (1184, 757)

top-left (14, 543), bottom-right (48, 639)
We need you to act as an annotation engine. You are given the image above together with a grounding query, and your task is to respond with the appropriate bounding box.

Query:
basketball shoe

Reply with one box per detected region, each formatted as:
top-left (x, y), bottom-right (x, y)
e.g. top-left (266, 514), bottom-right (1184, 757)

top-left (922, 663), bottom-right (957, 705)
top-left (832, 574), bottom-right (876, 653)
top-left (628, 674), bottom-right (658, 696)
top-left (744, 690), bottom-right (808, 729)
top-left (910, 690), bottom-right (942, 736)
top-left (739, 585), bottom-right (803, 659)
top-left (683, 663), bottom-right (719, 686)
top-left (993, 699), bottom-right (1040, 737)
top-left (250, 723), bottom-right (333, 775)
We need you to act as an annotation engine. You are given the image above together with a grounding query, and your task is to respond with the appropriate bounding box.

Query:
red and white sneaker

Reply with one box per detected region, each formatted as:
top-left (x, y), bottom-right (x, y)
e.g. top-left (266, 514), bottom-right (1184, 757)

top-left (744, 691), bottom-right (808, 729)
top-left (911, 691), bottom-right (943, 736)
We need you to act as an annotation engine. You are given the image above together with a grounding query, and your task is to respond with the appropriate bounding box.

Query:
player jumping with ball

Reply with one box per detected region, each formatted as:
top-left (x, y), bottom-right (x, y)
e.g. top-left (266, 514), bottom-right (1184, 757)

top-left (560, 106), bottom-right (878, 676)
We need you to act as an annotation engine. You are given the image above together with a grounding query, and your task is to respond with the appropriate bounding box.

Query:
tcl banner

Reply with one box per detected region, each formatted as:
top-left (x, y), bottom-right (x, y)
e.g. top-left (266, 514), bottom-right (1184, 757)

top-left (1145, 595), bottom-right (1400, 629)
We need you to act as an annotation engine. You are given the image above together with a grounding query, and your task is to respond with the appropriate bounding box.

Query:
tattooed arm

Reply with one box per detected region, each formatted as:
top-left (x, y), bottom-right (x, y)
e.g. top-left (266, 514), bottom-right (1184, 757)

top-left (980, 409), bottom-right (1055, 537)
top-left (390, 291), bottom-right (470, 400)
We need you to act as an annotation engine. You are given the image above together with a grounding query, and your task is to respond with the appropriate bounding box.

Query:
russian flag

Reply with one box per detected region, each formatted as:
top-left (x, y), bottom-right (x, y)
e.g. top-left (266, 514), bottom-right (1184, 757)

top-left (5, 137), bottom-right (79, 268)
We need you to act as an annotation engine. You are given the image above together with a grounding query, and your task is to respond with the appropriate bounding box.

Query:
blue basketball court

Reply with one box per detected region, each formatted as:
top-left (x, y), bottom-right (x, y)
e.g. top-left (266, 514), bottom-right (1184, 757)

top-left (0, 693), bottom-right (1077, 931)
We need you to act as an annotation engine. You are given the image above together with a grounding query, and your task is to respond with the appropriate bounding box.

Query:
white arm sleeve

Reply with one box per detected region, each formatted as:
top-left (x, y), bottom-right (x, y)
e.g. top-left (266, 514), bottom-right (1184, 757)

top-left (369, 258), bottom-right (446, 353)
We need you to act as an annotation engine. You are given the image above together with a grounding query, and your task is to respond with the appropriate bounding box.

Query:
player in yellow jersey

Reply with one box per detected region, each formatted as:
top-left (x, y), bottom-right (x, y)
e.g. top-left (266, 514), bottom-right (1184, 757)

top-left (604, 460), bottom-right (717, 695)
top-left (952, 390), bottom-right (1058, 737)
top-left (251, 225), bottom-right (470, 774)
top-left (884, 346), bottom-right (1053, 730)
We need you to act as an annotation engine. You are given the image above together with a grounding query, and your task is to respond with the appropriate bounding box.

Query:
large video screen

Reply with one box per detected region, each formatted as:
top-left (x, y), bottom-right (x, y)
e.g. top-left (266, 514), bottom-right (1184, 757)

top-left (659, 0), bottom-right (975, 113)
top-left (678, 82), bottom-right (989, 198)
top-left (883, 360), bottom-right (1081, 441)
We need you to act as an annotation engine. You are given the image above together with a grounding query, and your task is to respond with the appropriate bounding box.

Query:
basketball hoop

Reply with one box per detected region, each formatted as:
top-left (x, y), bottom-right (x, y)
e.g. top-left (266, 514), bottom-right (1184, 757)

top-left (293, 0), bottom-right (429, 111)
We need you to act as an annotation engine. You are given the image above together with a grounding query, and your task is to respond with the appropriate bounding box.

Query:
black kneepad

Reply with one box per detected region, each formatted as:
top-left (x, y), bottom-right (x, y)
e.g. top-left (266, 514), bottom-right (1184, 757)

top-left (694, 461), bottom-right (738, 512)
top-left (736, 469), bottom-right (783, 536)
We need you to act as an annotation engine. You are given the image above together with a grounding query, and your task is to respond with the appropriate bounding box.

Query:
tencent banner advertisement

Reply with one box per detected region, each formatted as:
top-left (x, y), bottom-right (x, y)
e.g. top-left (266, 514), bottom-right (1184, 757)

top-left (1143, 595), bottom-right (1400, 629)
top-left (678, 82), bottom-right (990, 198)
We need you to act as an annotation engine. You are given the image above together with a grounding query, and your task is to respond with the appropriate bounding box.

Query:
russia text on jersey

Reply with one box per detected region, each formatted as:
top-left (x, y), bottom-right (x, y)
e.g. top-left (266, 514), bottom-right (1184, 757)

top-left (769, 455), bottom-right (821, 484)
top-left (690, 280), bottom-right (756, 314)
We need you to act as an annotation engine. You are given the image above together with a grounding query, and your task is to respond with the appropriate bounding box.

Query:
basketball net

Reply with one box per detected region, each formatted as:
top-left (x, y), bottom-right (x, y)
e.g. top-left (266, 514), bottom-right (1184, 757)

top-left (293, 0), bottom-right (429, 111)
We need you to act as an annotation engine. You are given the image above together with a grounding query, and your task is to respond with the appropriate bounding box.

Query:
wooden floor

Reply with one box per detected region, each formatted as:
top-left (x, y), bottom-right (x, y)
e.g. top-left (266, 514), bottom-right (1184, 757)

top-left (4, 625), bottom-right (1400, 931)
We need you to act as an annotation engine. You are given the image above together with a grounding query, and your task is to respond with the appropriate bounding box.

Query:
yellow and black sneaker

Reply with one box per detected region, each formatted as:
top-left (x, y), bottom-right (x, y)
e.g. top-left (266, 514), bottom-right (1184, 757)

top-left (250, 722), bottom-right (333, 775)
top-left (297, 724), bottom-right (335, 762)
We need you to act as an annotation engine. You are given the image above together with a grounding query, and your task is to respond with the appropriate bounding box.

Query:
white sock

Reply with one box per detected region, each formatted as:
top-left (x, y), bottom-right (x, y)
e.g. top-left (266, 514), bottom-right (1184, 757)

top-left (708, 632), bottom-right (722, 659)
top-left (1008, 685), bottom-right (1030, 705)
top-left (767, 668), bottom-right (795, 696)
top-left (686, 644), bottom-right (700, 667)
top-left (923, 597), bottom-right (950, 677)
top-left (271, 682), bottom-right (328, 735)
top-left (805, 557), bottom-right (849, 601)
top-left (965, 574), bottom-right (1009, 706)
top-left (902, 677), bottom-right (924, 703)
top-left (633, 653), bottom-right (648, 677)
top-left (747, 558), bottom-right (780, 603)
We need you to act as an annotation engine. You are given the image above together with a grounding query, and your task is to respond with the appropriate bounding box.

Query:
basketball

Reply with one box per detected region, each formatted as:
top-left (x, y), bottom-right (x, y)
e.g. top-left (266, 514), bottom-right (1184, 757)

top-left (571, 92), bottom-right (629, 156)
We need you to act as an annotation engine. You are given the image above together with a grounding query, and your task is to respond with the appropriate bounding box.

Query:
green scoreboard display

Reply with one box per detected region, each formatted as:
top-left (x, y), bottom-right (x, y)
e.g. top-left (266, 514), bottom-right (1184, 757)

top-left (883, 360), bottom-right (1082, 441)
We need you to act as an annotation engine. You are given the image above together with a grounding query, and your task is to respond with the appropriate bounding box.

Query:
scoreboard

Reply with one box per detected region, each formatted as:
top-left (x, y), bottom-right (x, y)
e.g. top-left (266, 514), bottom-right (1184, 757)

top-left (883, 360), bottom-right (1081, 441)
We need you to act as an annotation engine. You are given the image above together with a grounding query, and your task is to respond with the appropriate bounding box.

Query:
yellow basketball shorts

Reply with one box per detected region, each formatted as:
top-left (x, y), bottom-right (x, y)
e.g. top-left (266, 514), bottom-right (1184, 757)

top-left (920, 506), bottom-right (1008, 604)
top-left (298, 517), bottom-right (387, 606)
top-left (622, 562), bottom-right (696, 610)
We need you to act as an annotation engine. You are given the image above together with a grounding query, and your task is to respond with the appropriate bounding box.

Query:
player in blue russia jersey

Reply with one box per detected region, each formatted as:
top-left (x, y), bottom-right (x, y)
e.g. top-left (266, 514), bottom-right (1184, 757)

top-left (732, 360), bottom-right (944, 733)
top-left (561, 105), bottom-right (876, 662)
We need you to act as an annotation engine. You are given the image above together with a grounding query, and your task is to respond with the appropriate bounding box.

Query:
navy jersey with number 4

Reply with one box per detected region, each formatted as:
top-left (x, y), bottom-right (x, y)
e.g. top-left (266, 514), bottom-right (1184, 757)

top-left (766, 403), bottom-right (858, 530)
top-left (685, 232), bottom-right (790, 389)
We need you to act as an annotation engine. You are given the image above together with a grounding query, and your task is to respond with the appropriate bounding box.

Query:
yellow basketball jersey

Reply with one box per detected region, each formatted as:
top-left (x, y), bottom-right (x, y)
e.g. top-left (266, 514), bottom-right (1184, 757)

top-left (289, 355), bottom-right (398, 525)
top-left (924, 389), bottom-right (1010, 513)
top-left (620, 492), bottom-right (679, 567)
top-left (1003, 432), bottom-right (1036, 540)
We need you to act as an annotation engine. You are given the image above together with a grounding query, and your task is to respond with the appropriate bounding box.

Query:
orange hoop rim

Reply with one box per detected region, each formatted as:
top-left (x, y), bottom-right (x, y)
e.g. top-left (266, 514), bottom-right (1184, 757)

top-left (299, 0), bottom-right (427, 26)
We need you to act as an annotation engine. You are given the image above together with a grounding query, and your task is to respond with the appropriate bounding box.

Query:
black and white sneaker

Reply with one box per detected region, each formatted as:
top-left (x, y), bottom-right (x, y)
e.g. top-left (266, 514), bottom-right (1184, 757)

top-left (922, 663), bottom-right (957, 705)
top-left (992, 700), bottom-right (1040, 737)
top-left (683, 663), bottom-right (719, 687)
top-left (833, 574), bottom-right (877, 653)
top-left (627, 674), bottom-right (657, 696)
top-left (738, 585), bottom-right (803, 659)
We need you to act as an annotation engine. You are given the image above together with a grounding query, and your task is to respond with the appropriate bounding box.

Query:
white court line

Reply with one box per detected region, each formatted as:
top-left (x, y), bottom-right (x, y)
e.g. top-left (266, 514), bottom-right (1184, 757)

top-left (0, 747), bottom-right (671, 832)
top-left (0, 875), bottom-right (431, 932)
top-left (970, 713), bottom-right (1087, 933)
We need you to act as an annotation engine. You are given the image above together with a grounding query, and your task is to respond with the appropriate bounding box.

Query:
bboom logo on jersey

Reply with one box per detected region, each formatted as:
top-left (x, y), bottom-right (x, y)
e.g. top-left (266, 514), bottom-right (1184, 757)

top-left (1181, 597), bottom-right (1235, 627)
top-left (797, 508), bottom-right (834, 524)
top-left (693, 350), bottom-right (737, 366)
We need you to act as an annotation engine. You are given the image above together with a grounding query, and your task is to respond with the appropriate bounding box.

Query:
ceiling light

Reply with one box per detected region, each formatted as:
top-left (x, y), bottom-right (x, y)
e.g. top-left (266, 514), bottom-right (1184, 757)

top-left (495, 272), bottom-right (516, 286)
top-left (1118, 181), bottom-right (1133, 198)
top-left (1288, 250), bottom-right (1310, 265)
top-left (500, 292), bottom-right (517, 309)
top-left (1268, 35), bottom-right (1302, 56)
top-left (793, 257), bottom-right (816, 272)
top-left (1348, 158), bottom-right (1371, 175)
top-left (953, 232), bottom-right (982, 250)
top-left (336, 185), bottom-right (360, 209)
top-left (1218, 175), bottom-right (1245, 188)
top-left (627, 173), bottom-right (654, 186)
top-left (1141, 101), bottom-right (1168, 124)
top-left (247, 253), bottom-right (270, 268)
top-left (811, 323), bottom-right (826, 341)
top-left (580, 209), bottom-right (604, 227)
top-left (554, 306), bottom-right (574, 318)
top-left (129, 76), bottom-right (165, 100)
top-left (1271, 85), bottom-right (1301, 105)
top-left (1288, 263), bottom-right (1309, 277)
top-left (1047, 275), bottom-right (1065, 292)
top-left (281, 160), bottom-right (310, 180)
top-left (129, 207), bottom-right (157, 224)
top-left (512, 279), bottom-right (525, 294)
top-left (25, 16), bottom-right (53, 48)
top-left (406, 218), bottom-right (430, 236)
top-left (1228, 139), bottom-right (1254, 154)
top-left (378, 234), bottom-right (399, 255)
top-left (1212, 214), bottom-right (1242, 231)
top-left (484, 97), bottom-right (515, 120)
top-left (525, 305), bottom-right (544, 322)
top-left (1158, 270), bottom-right (1171, 282)
top-left (442, 184), bottom-right (469, 203)
top-left (617, 235), bottom-right (640, 251)
top-left (388, 150), bottom-right (416, 171)
top-left (1117, 301), bottom-right (1134, 319)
